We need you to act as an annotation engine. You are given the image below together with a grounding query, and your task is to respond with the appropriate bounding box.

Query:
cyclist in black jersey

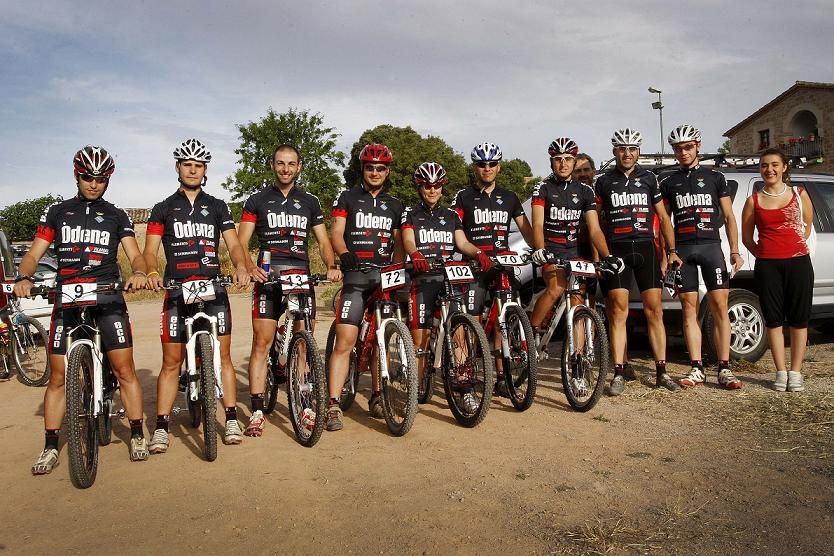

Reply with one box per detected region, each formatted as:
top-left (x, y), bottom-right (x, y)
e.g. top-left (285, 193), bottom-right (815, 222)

top-left (237, 144), bottom-right (342, 437)
top-left (402, 162), bottom-right (490, 400)
top-left (16, 146), bottom-right (150, 474)
top-left (660, 124), bottom-right (744, 390)
top-left (529, 138), bottom-right (616, 334)
top-left (143, 139), bottom-right (251, 453)
top-left (595, 128), bottom-right (682, 396)
top-left (326, 144), bottom-right (404, 432)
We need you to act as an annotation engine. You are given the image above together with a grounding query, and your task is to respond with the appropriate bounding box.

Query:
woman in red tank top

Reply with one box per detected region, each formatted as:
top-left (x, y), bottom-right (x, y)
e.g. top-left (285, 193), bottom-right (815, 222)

top-left (741, 148), bottom-right (814, 392)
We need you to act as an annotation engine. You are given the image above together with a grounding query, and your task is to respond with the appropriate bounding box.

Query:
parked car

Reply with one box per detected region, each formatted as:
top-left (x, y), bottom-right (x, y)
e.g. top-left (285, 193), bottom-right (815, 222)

top-left (0, 233), bottom-right (55, 332)
top-left (509, 167), bottom-right (834, 362)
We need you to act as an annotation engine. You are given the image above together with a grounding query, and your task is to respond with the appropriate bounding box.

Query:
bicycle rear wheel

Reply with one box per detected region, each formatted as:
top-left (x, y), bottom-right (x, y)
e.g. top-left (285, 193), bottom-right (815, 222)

top-left (380, 320), bottom-right (418, 436)
top-left (443, 313), bottom-right (494, 428)
top-left (502, 304), bottom-right (537, 411)
top-left (66, 345), bottom-right (98, 489)
top-left (286, 330), bottom-right (327, 447)
top-left (198, 335), bottom-right (218, 461)
top-left (560, 306), bottom-right (609, 412)
top-left (417, 355), bottom-right (435, 404)
top-left (325, 320), bottom-right (359, 411)
top-left (12, 315), bottom-right (50, 387)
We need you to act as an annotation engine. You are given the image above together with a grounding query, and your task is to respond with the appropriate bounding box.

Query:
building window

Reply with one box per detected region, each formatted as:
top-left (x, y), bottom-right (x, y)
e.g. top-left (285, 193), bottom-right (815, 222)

top-left (758, 129), bottom-right (770, 151)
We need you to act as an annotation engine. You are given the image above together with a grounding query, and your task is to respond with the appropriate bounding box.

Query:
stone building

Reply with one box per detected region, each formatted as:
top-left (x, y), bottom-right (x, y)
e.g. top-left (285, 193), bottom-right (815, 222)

top-left (724, 80), bottom-right (832, 171)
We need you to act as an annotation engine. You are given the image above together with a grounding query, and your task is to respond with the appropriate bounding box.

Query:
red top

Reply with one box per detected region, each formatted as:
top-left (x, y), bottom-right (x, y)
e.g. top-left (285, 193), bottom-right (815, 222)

top-left (753, 187), bottom-right (808, 259)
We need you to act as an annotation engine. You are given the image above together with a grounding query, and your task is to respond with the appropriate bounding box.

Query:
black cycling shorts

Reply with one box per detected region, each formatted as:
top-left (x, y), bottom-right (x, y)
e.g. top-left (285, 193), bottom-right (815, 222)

top-left (409, 273), bottom-right (458, 329)
top-left (676, 243), bottom-right (729, 293)
top-left (602, 240), bottom-right (662, 294)
top-left (754, 255), bottom-right (814, 328)
top-left (252, 276), bottom-right (317, 321)
top-left (336, 270), bottom-right (381, 327)
top-left (161, 285), bottom-right (232, 343)
top-left (49, 290), bottom-right (133, 355)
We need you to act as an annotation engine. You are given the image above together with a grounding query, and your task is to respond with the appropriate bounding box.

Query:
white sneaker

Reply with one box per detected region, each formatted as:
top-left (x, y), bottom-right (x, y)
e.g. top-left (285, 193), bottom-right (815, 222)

top-left (773, 370), bottom-right (788, 392)
top-left (32, 448), bottom-right (59, 475)
top-left (787, 371), bottom-right (805, 392)
top-left (679, 367), bottom-right (705, 388)
top-left (244, 410), bottom-right (265, 437)
top-left (224, 420), bottom-right (244, 445)
top-left (130, 436), bottom-right (149, 461)
top-left (149, 429), bottom-right (169, 454)
top-left (462, 393), bottom-right (479, 414)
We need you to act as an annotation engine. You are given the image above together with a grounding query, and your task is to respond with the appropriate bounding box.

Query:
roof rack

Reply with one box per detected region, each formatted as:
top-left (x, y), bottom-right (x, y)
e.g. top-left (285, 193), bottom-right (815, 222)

top-left (599, 153), bottom-right (819, 174)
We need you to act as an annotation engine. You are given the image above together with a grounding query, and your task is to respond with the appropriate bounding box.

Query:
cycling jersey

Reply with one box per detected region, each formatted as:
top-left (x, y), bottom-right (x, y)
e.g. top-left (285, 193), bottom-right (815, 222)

top-left (241, 184), bottom-right (325, 266)
top-left (401, 202), bottom-right (462, 260)
top-left (659, 165), bottom-right (731, 244)
top-left (451, 185), bottom-right (524, 252)
top-left (35, 196), bottom-right (135, 283)
top-left (595, 166), bottom-right (662, 243)
top-left (531, 175), bottom-right (595, 250)
top-left (147, 189), bottom-right (236, 281)
top-left (331, 184), bottom-right (402, 265)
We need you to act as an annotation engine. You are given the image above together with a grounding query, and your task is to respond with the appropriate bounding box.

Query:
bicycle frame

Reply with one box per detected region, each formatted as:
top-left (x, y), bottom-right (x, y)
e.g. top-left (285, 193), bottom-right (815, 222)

top-left (483, 256), bottom-right (531, 358)
top-left (183, 311), bottom-right (222, 402)
top-left (536, 260), bottom-right (598, 361)
top-left (64, 308), bottom-right (113, 422)
top-left (426, 264), bottom-right (473, 370)
top-left (359, 286), bottom-right (404, 382)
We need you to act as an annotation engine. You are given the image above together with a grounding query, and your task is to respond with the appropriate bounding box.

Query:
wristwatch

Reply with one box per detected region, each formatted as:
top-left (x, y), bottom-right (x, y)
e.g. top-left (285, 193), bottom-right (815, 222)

top-left (14, 274), bottom-right (34, 283)
top-left (666, 248), bottom-right (677, 256)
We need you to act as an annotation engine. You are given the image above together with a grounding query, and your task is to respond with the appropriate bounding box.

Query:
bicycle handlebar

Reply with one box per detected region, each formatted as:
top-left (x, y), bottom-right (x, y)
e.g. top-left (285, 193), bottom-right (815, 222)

top-left (162, 275), bottom-right (234, 290)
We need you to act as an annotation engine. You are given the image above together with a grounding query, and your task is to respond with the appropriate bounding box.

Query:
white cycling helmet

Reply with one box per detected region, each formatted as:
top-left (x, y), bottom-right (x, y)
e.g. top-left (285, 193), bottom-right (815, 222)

top-left (668, 124), bottom-right (701, 145)
top-left (611, 128), bottom-right (643, 147)
top-left (174, 138), bottom-right (212, 163)
top-left (548, 137), bottom-right (579, 157)
top-left (413, 162), bottom-right (448, 186)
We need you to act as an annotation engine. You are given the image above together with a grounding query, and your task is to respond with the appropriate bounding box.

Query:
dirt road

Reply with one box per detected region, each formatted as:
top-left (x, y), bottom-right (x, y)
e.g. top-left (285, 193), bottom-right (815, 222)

top-left (1, 294), bottom-right (832, 554)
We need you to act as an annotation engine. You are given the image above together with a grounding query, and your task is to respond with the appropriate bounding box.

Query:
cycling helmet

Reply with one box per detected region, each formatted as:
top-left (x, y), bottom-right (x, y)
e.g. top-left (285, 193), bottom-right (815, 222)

top-left (413, 162), bottom-right (448, 187)
top-left (668, 124), bottom-right (701, 145)
top-left (173, 138), bottom-right (212, 163)
top-left (359, 143), bottom-right (393, 164)
top-left (73, 146), bottom-right (115, 177)
top-left (610, 128), bottom-right (643, 147)
top-left (547, 137), bottom-right (579, 157)
top-left (470, 142), bottom-right (503, 162)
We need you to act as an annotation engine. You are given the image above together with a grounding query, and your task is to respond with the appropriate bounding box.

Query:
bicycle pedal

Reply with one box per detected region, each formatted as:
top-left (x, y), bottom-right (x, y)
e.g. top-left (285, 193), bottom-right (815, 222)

top-left (171, 406), bottom-right (182, 415)
top-left (114, 408), bottom-right (126, 419)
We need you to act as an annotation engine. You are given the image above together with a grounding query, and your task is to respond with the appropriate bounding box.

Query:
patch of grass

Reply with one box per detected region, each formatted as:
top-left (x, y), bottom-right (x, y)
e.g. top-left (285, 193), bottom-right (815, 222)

top-left (592, 414), bottom-right (610, 423)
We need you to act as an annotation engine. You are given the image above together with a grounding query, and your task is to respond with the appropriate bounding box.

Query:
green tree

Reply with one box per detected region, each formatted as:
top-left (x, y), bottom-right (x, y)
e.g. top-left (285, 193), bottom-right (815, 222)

top-left (222, 107), bottom-right (346, 207)
top-left (344, 125), bottom-right (468, 207)
top-left (466, 158), bottom-right (535, 201)
top-left (717, 139), bottom-right (732, 154)
top-left (0, 194), bottom-right (62, 241)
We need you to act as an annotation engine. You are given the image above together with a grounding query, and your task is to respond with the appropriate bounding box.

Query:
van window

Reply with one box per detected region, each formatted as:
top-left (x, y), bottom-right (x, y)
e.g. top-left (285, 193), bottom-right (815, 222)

top-left (727, 179), bottom-right (738, 200)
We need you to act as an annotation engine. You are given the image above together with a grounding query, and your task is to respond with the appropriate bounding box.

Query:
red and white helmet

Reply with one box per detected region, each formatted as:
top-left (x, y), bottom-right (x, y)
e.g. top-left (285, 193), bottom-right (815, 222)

top-left (174, 138), bottom-right (212, 163)
top-left (547, 137), bottom-right (579, 157)
top-left (73, 146), bottom-right (115, 177)
top-left (668, 124), bottom-right (701, 145)
top-left (413, 162), bottom-right (448, 187)
top-left (611, 128), bottom-right (643, 147)
top-left (359, 143), bottom-right (393, 164)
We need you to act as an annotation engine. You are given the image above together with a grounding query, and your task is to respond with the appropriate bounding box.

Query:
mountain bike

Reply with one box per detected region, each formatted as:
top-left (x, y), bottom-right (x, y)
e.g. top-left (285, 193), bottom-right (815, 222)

top-left (417, 259), bottom-right (495, 427)
top-left (533, 256), bottom-right (616, 411)
top-left (0, 283), bottom-right (50, 386)
top-left (35, 281), bottom-right (126, 488)
top-left (167, 275), bottom-right (232, 462)
top-left (480, 251), bottom-right (537, 411)
top-left (325, 261), bottom-right (418, 436)
top-left (258, 270), bottom-right (328, 447)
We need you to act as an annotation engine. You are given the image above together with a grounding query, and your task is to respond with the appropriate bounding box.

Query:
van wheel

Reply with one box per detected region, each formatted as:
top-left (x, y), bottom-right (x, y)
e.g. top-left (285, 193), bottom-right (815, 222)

top-left (703, 288), bottom-right (767, 362)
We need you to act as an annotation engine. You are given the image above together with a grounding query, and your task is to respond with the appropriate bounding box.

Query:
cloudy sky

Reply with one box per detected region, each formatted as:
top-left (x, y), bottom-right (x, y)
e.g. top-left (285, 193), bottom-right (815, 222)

top-left (2, 0), bottom-right (832, 208)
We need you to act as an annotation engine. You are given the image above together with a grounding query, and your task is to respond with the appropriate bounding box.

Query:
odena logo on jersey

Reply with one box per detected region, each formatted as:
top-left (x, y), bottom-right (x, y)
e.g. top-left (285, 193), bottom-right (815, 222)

top-left (675, 192), bottom-right (713, 208)
top-left (61, 225), bottom-right (111, 245)
top-left (473, 208), bottom-right (508, 224)
top-left (549, 206), bottom-right (582, 221)
top-left (610, 192), bottom-right (648, 207)
top-left (418, 228), bottom-right (452, 244)
top-left (355, 212), bottom-right (392, 230)
top-left (267, 212), bottom-right (308, 229)
top-left (173, 221), bottom-right (215, 239)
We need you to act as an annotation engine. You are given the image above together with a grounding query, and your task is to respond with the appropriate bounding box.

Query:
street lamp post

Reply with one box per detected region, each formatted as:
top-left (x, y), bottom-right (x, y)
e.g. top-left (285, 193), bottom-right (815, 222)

top-left (649, 86), bottom-right (664, 161)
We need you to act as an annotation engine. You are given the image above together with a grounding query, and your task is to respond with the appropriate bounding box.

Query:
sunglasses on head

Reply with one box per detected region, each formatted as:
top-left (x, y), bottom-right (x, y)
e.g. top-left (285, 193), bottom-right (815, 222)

top-left (79, 174), bottom-right (108, 184)
top-left (420, 183), bottom-right (443, 190)
top-left (475, 161), bottom-right (499, 169)
top-left (364, 164), bottom-right (388, 173)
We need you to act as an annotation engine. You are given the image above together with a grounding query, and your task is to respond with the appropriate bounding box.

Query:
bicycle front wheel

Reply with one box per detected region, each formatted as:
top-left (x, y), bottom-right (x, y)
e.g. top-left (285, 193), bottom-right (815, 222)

top-left (198, 335), bottom-right (218, 461)
top-left (443, 313), bottom-right (495, 428)
top-left (286, 330), bottom-right (327, 447)
top-left (502, 304), bottom-right (537, 411)
top-left (560, 306), bottom-right (609, 412)
top-left (380, 320), bottom-right (418, 436)
top-left (66, 345), bottom-right (98, 489)
top-left (12, 316), bottom-right (50, 387)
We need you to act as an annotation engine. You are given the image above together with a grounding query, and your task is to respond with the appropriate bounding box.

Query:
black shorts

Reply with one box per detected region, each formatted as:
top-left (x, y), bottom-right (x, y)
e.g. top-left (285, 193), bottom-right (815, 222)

top-left (336, 270), bottom-right (381, 327)
top-left (49, 290), bottom-right (133, 355)
top-left (409, 273), bottom-right (456, 329)
top-left (602, 240), bottom-right (662, 294)
top-left (545, 245), bottom-right (579, 263)
top-left (161, 285), bottom-right (232, 343)
top-left (754, 256), bottom-right (814, 328)
top-left (251, 268), bottom-right (317, 322)
top-left (676, 243), bottom-right (729, 292)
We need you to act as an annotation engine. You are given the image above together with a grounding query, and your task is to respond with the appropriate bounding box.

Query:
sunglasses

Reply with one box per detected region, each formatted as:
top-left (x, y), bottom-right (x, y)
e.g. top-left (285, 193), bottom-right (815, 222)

top-left (615, 146), bottom-right (639, 154)
top-left (420, 183), bottom-right (443, 191)
top-left (475, 161), bottom-right (499, 169)
top-left (364, 164), bottom-right (388, 173)
top-left (78, 174), bottom-right (108, 184)
top-left (551, 155), bottom-right (576, 163)
top-left (672, 142), bottom-right (697, 153)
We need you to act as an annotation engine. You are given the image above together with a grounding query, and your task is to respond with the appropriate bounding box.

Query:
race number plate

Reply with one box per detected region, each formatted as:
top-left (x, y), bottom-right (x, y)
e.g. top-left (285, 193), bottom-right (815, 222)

top-left (182, 279), bottom-right (216, 304)
top-left (62, 282), bottom-right (98, 307)
top-left (381, 264), bottom-right (407, 291)
top-left (279, 269), bottom-right (310, 295)
top-left (1, 283), bottom-right (13, 294)
top-left (569, 259), bottom-right (596, 277)
top-left (495, 251), bottom-right (525, 267)
top-left (444, 261), bottom-right (475, 284)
